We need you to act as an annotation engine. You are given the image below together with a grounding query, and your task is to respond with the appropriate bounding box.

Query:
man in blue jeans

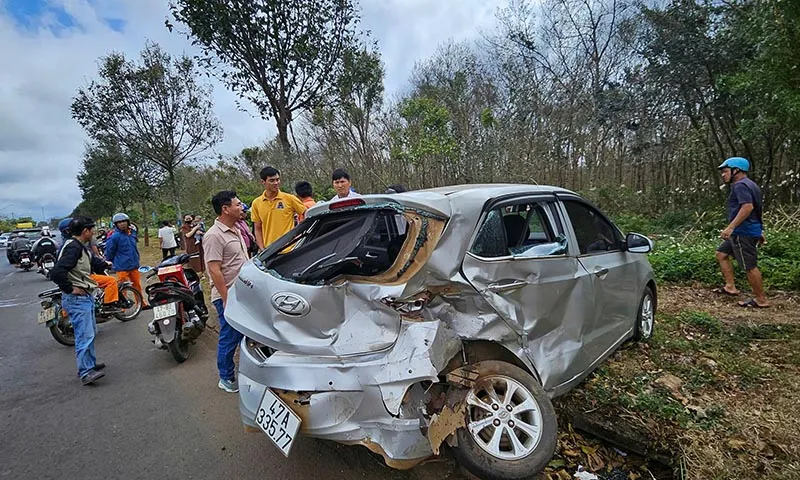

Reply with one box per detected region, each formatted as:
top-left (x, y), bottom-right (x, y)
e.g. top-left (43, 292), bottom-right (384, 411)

top-left (50, 216), bottom-right (109, 385)
top-left (202, 190), bottom-right (249, 392)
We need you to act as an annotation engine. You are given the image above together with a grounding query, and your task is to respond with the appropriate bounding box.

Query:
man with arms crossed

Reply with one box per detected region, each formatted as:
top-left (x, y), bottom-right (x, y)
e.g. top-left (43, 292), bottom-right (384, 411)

top-left (250, 166), bottom-right (306, 250)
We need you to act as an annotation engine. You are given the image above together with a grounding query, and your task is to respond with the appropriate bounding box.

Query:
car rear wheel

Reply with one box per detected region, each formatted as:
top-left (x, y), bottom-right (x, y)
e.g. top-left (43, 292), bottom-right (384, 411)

top-left (633, 286), bottom-right (655, 341)
top-left (453, 360), bottom-right (557, 480)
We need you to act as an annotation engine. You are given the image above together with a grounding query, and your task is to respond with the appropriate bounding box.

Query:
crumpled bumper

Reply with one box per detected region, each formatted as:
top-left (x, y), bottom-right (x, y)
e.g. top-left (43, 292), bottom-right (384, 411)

top-left (237, 320), bottom-right (461, 466)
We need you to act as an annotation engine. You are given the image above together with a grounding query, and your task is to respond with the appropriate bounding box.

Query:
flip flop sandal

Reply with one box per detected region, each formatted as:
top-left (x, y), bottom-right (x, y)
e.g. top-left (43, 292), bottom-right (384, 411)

top-left (738, 298), bottom-right (770, 308)
top-left (713, 287), bottom-right (739, 296)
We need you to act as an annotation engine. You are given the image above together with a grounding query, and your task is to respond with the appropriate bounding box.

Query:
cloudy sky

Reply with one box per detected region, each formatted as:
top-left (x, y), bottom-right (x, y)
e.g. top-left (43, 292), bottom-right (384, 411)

top-left (0, 0), bottom-right (505, 222)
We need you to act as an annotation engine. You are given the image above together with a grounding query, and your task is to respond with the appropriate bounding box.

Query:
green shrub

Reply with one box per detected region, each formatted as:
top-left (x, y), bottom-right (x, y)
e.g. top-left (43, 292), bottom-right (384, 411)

top-left (648, 230), bottom-right (800, 291)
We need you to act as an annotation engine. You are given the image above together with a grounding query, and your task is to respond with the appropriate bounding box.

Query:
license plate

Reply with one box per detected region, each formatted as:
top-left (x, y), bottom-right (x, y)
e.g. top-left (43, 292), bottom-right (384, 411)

top-left (153, 302), bottom-right (177, 320)
top-left (21, 258), bottom-right (30, 264)
top-left (44, 262), bottom-right (54, 268)
top-left (255, 389), bottom-right (302, 457)
top-left (37, 307), bottom-right (56, 324)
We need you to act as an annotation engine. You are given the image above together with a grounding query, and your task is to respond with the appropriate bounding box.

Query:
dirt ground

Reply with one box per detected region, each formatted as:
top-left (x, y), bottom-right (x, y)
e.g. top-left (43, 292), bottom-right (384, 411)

top-left (553, 285), bottom-right (800, 480)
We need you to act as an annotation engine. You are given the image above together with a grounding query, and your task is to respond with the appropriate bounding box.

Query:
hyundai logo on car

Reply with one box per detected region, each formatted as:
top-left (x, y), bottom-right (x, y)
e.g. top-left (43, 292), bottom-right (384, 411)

top-left (270, 292), bottom-right (310, 317)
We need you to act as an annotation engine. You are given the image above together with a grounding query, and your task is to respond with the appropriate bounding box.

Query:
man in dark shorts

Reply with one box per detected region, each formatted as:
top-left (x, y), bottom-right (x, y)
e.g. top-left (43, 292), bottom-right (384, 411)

top-left (714, 157), bottom-right (769, 308)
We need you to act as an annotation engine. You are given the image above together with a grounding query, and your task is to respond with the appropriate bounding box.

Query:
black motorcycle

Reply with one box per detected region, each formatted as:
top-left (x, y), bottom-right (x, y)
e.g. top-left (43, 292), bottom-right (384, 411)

top-left (18, 250), bottom-right (33, 271)
top-left (144, 253), bottom-right (209, 363)
top-left (38, 252), bottom-right (56, 279)
top-left (36, 281), bottom-right (143, 346)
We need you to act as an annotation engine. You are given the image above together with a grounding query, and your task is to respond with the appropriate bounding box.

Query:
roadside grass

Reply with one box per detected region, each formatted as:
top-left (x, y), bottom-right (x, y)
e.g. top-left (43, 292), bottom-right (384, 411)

top-left (555, 286), bottom-right (800, 479)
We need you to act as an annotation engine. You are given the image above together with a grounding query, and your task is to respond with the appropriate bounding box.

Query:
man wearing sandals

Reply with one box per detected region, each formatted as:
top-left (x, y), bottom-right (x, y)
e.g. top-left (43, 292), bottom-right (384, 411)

top-left (714, 157), bottom-right (769, 308)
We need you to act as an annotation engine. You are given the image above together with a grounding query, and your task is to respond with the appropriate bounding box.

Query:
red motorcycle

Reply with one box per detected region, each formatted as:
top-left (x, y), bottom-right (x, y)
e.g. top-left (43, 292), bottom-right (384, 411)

top-left (143, 253), bottom-right (209, 363)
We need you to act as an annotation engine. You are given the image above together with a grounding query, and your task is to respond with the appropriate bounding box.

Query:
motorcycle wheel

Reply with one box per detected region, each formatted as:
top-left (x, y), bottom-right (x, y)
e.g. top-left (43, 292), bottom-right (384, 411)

top-left (114, 285), bottom-right (143, 322)
top-left (167, 311), bottom-right (190, 363)
top-left (49, 318), bottom-right (75, 346)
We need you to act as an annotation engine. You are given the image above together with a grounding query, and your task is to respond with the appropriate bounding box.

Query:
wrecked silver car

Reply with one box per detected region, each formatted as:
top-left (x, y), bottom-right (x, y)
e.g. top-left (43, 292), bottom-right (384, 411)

top-left (225, 184), bottom-right (656, 479)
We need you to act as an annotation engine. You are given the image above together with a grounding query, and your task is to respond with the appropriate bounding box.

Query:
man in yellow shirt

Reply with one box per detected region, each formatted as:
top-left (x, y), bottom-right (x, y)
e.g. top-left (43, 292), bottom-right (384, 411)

top-left (250, 166), bottom-right (307, 250)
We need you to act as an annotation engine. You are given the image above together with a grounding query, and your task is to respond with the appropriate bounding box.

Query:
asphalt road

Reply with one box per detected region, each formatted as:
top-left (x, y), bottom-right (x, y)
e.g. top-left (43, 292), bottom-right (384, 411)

top-left (0, 257), bottom-right (461, 480)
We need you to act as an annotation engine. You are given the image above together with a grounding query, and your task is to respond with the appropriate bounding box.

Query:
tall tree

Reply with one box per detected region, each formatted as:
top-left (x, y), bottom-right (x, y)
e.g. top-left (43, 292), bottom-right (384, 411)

top-left (79, 139), bottom-right (163, 214)
top-left (168, 0), bottom-right (360, 156)
top-left (71, 42), bottom-right (222, 219)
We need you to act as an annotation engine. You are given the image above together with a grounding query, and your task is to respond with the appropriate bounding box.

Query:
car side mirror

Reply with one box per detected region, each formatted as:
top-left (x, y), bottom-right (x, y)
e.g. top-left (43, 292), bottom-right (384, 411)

top-left (626, 233), bottom-right (653, 254)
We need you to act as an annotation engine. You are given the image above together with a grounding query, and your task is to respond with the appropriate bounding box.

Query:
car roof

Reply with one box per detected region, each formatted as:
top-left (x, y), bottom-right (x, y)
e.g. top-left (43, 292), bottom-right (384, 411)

top-left (415, 183), bottom-right (577, 198)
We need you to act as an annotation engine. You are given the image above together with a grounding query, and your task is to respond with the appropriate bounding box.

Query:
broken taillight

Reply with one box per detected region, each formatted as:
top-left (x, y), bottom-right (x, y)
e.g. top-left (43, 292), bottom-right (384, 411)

top-left (329, 198), bottom-right (365, 210)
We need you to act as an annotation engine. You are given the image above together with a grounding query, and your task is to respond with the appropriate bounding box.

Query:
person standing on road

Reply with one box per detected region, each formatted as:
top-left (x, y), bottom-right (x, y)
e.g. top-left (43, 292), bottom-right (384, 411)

top-left (105, 213), bottom-right (150, 310)
top-left (157, 221), bottom-right (178, 260)
top-left (714, 157), bottom-right (770, 308)
top-left (49, 216), bottom-right (108, 385)
top-left (203, 191), bottom-right (249, 393)
top-left (250, 166), bottom-right (306, 250)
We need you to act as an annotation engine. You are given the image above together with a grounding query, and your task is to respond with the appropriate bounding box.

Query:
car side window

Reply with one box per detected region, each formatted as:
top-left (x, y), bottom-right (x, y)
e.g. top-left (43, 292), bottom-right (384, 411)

top-left (470, 201), bottom-right (567, 258)
top-left (470, 210), bottom-right (507, 258)
top-left (562, 200), bottom-right (623, 255)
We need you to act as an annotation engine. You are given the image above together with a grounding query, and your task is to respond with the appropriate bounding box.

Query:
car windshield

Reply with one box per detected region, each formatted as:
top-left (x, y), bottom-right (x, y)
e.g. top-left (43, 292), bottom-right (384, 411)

top-left (256, 208), bottom-right (409, 284)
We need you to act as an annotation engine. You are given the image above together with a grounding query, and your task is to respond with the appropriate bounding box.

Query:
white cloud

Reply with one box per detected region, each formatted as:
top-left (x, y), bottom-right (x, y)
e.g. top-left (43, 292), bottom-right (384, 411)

top-left (0, 0), bottom-right (505, 221)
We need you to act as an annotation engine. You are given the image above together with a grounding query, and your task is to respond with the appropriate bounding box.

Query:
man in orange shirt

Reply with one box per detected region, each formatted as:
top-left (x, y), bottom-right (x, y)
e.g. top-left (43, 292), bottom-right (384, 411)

top-left (250, 166), bottom-right (307, 250)
top-left (294, 181), bottom-right (317, 210)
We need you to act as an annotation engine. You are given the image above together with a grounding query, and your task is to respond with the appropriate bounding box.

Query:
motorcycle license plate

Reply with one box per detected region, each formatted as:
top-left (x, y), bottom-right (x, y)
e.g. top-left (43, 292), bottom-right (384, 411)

top-left (255, 389), bottom-right (302, 457)
top-left (21, 258), bottom-right (30, 264)
top-left (44, 262), bottom-right (54, 268)
top-left (153, 302), bottom-right (177, 320)
top-left (37, 307), bottom-right (56, 324)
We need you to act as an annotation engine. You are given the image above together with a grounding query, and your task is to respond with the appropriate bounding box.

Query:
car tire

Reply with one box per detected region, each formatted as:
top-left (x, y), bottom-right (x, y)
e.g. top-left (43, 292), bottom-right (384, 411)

top-left (633, 286), bottom-right (655, 341)
top-left (453, 360), bottom-right (557, 480)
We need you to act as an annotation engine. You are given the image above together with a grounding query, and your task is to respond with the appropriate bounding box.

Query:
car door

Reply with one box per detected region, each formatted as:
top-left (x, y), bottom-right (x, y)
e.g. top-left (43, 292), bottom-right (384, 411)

top-left (557, 197), bottom-right (640, 351)
top-left (461, 195), bottom-right (602, 391)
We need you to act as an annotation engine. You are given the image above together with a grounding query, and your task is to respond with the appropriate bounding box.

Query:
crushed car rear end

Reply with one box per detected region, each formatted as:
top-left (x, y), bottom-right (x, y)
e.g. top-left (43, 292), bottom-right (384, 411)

top-left (224, 194), bottom-right (459, 466)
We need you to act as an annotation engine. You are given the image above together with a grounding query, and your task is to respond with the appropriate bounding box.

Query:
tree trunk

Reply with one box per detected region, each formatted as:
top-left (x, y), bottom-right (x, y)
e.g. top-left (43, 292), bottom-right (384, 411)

top-left (277, 113), bottom-right (292, 159)
top-left (168, 170), bottom-right (182, 225)
top-left (141, 200), bottom-right (150, 247)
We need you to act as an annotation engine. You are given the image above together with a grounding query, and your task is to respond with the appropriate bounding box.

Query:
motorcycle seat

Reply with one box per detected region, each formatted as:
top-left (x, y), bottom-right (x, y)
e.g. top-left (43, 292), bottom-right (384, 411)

top-left (38, 287), bottom-right (62, 298)
top-left (157, 253), bottom-right (189, 268)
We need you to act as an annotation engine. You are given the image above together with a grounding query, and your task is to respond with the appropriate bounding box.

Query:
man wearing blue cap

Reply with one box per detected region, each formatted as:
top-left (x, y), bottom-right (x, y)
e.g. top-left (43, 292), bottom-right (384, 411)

top-left (714, 157), bottom-right (769, 308)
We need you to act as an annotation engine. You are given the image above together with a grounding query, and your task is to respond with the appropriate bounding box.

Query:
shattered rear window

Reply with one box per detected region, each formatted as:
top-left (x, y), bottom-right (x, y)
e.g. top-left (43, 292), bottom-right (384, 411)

top-left (256, 208), bottom-right (409, 283)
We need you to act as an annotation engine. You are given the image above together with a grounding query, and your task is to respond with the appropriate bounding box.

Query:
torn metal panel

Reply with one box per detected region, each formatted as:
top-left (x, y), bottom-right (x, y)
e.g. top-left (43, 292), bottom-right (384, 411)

top-left (446, 365), bottom-right (480, 388)
top-left (427, 401), bottom-right (467, 455)
top-left (237, 320), bottom-right (461, 417)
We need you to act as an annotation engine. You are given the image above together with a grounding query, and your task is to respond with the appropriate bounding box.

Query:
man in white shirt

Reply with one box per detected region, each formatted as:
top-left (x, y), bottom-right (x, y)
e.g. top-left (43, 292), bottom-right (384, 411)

top-left (157, 221), bottom-right (178, 260)
top-left (330, 168), bottom-right (362, 202)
